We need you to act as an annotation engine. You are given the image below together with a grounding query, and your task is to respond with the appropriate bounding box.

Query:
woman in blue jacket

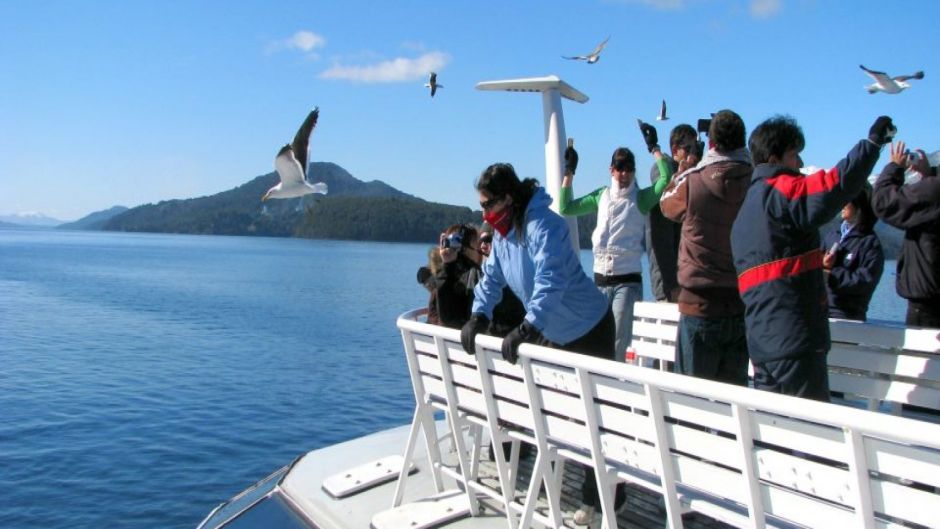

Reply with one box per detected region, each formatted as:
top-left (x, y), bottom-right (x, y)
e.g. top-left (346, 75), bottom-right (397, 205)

top-left (821, 187), bottom-right (885, 321)
top-left (459, 163), bottom-right (617, 522)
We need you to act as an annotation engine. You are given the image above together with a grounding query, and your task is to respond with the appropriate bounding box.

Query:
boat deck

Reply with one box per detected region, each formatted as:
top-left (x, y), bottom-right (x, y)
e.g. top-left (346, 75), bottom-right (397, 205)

top-left (282, 422), bottom-right (733, 529)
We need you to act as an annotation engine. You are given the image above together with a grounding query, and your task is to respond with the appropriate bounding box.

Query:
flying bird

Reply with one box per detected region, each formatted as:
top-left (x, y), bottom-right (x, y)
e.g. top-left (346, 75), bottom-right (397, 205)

top-left (656, 99), bottom-right (669, 121)
top-left (860, 65), bottom-right (924, 94)
top-left (425, 72), bottom-right (443, 97)
top-left (562, 35), bottom-right (610, 64)
top-left (262, 108), bottom-right (329, 201)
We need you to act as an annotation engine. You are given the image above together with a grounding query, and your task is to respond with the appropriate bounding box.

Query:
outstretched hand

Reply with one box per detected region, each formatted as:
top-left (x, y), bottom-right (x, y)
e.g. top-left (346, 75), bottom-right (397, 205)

top-left (868, 116), bottom-right (896, 146)
top-left (638, 119), bottom-right (659, 153)
top-left (889, 141), bottom-right (909, 167)
top-left (564, 145), bottom-right (579, 176)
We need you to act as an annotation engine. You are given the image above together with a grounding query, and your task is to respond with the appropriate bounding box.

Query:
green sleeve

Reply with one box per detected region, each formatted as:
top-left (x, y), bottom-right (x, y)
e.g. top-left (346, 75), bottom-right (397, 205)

top-left (558, 185), bottom-right (605, 216)
top-left (636, 157), bottom-right (673, 214)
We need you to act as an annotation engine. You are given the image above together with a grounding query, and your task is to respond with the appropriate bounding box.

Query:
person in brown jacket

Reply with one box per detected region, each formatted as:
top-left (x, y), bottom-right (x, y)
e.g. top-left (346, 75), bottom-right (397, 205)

top-left (659, 110), bottom-right (752, 385)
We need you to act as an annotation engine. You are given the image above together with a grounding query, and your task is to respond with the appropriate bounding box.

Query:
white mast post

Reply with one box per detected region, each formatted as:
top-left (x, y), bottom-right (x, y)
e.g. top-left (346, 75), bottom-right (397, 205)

top-left (475, 76), bottom-right (589, 252)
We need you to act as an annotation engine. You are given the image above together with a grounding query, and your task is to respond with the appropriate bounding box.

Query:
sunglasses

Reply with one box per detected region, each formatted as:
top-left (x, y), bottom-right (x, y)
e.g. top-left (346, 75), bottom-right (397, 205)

top-left (479, 195), bottom-right (505, 210)
top-left (479, 235), bottom-right (493, 244)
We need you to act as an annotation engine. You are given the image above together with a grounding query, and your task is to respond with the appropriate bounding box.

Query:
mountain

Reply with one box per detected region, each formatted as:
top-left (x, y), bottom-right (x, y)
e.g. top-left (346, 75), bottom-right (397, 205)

top-left (0, 212), bottom-right (63, 227)
top-left (103, 162), bottom-right (481, 242)
top-left (57, 206), bottom-right (129, 230)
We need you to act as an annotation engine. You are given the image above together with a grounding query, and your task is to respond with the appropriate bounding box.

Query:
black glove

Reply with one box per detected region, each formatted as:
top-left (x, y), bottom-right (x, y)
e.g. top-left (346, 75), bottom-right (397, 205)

top-left (868, 116), bottom-right (896, 146)
top-left (564, 145), bottom-right (578, 175)
top-left (460, 314), bottom-right (489, 355)
top-left (500, 321), bottom-right (542, 364)
top-left (638, 119), bottom-right (659, 153)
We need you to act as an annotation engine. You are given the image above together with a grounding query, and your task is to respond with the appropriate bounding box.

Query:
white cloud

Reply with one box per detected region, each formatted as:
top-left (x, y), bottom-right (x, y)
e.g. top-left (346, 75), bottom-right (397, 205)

top-left (319, 51), bottom-right (450, 83)
top-left (750, 0), bottom-right (782, 18)
top-left (268, 30), bottom-right (327, 57)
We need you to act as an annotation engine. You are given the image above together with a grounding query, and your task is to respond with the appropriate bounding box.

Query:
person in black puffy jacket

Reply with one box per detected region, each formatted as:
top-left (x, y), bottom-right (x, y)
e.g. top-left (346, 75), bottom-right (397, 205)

top-left (821, 186), bottom-right (884, 321)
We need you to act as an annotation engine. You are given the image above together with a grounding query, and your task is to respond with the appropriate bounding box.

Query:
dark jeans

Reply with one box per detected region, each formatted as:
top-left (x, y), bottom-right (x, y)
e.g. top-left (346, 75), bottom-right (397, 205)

top-left (906, 299), bottom-right (940, 328)
top-left (752, 353), bottom-right (831, 402)
top-left (675, 314), bottom-right (748, 386)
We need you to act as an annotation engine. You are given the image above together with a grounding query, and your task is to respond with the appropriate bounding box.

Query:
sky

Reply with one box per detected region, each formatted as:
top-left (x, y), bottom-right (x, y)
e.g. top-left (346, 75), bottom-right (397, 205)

top-left (2, 0), bottom-right (939, 221)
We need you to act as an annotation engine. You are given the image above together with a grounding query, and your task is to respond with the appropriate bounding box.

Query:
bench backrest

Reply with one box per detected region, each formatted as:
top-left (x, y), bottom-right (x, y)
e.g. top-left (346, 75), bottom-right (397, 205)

top-left (630, 301), bottom-right (940, 413)
top-left (398, 311), bottom-right (940, 529)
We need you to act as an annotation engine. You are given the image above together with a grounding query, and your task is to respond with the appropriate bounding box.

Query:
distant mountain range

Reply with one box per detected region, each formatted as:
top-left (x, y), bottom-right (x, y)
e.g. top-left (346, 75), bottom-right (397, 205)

top-left (0, 212), bottom-right (63, 227)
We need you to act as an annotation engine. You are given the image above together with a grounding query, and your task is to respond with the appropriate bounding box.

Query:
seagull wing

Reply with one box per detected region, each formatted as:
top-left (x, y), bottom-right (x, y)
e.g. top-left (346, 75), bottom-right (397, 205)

top-left (429, 72), bottom-right (437, 85)
top-left (591, 35), bottom-right (610, 56)
top-left (562, 55), bottom-right (588, 61)
top-left (659, 100), bottom-right (667, 119)
top-left (860, 64), bottom-right (891, 84)
top-left (275, 145), bottom-right (306, 187)
top-left (894, 70), bottom-right (924, 82)
top-left (290, 107), bottom-right (319, 179)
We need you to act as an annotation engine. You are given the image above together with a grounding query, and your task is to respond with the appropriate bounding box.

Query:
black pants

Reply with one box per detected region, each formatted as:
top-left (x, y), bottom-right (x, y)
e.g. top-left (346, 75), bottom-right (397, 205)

top-left (906, 299), bottom-right (940, 328)
top-left (752, 353), bottom-right (831, 402)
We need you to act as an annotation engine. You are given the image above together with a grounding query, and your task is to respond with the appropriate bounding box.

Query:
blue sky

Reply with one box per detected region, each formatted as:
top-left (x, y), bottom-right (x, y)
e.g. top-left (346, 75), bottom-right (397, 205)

top-left (2, 0), bottom-right (938, 220)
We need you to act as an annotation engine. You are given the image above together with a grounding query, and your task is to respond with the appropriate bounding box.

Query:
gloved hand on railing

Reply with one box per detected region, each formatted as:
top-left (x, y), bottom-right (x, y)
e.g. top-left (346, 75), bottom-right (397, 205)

top-left (460, 313), bottom-right (490, 355)
top-left (501, 321), bottom-right (542, 364)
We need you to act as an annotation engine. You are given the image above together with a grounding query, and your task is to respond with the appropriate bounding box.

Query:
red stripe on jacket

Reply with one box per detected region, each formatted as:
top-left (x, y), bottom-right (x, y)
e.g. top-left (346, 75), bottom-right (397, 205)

top-left (737, 249), bottom-right (823, 294)
top-left (767, 167), bottom-right (841, 200)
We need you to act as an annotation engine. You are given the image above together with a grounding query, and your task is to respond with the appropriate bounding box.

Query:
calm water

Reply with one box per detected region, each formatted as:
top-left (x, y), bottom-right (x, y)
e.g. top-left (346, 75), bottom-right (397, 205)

top-left (0, 228), bottom-right (907, 529)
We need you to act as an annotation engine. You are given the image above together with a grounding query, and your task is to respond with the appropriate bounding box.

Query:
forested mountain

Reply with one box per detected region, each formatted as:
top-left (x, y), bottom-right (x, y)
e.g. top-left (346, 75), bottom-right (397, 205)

top-left (102, 162), bottom-right (480, 243)
top-left (58, 206), bottom-right (129, 230)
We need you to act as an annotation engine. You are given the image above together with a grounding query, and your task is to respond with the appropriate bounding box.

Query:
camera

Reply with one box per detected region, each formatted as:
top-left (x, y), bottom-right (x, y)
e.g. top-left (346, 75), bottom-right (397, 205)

top-left (695, 140), bottom-right (705, 159)
top-left (697, 118), bottom-right (712, 136)
top-left (441, 232), bottom-right (463, 250)
top-left (906, 150), bottom-right (921, 162)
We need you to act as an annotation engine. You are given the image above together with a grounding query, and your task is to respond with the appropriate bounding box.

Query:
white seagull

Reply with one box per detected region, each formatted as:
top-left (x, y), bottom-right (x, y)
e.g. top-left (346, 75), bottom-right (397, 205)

top-left (860, 64), bottom-right (924, 94)
top-left (425, 72), bottom-right (443, 97)
top-left (562, 35), bottom-right (610, 64)
top-left (262, 108), bottom-right (329, 201)
top-left (656, 99), bottom-right (669, 121)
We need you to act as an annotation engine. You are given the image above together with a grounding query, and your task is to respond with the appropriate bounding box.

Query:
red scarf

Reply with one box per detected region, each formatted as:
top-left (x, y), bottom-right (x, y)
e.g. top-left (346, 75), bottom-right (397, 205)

top-left (483, 208), bottom-right (512, 237)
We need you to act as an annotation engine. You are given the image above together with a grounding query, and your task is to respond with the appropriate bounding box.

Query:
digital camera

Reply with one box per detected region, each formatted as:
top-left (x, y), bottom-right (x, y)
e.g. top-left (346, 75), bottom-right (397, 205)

top-left (442, 232), bottom-right (464, 249)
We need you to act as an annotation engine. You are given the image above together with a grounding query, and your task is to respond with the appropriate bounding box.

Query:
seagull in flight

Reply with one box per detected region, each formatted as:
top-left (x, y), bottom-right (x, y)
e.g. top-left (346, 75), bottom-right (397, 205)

top-left (860, 65), bottom-right (924, 94)
top-left (425, 72), bottom-right (443, 97)
top-left (262, 108), bottom-right (329, 201)
top-left (562, 36), bottom-right (610, 64)
top-left (656, 99), bottom-right (669, 121)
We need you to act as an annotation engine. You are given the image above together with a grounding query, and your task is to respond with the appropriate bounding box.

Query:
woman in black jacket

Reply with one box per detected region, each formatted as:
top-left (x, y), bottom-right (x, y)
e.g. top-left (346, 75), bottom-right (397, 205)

top-left (822, 186), bottom-right (884, 321)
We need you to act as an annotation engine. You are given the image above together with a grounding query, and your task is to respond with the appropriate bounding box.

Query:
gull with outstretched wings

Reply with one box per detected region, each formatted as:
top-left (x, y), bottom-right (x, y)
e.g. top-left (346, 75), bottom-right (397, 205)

top-left (425, 72), bottom-right (443, 97)
top-left (860, 64), bottom-right (924, 94)
top-left (562, 36), bottom-right (610, 64)
top-left (262, 108), bottom-right (329, 201)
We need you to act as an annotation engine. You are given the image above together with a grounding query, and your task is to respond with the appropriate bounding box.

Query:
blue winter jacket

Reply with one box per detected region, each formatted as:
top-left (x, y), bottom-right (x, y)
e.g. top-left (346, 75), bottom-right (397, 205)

top-left (731, 139), bottom-right (881, 363)
top-left (472, 187), bottom-right (608, 344)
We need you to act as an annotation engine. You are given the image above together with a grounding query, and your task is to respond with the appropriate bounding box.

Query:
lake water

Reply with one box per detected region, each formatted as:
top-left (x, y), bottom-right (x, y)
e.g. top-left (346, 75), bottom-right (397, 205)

top-left (0, 228), bottom-right (907, 529)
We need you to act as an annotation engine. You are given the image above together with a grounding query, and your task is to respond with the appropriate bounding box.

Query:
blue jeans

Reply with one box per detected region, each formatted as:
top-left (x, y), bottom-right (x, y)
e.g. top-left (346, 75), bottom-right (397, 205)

top-left (599, 282), bottom-right (642, 362)
top-left (675, 314), bottom-right (748, 385)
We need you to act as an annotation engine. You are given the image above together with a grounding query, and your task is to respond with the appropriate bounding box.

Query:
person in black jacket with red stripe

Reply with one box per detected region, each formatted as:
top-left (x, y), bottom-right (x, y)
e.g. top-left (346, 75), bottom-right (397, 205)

top-left (731, 115), bottom-right (894, 401)
top-left (872, 141), bottom-right (940, 327)
top-left (821, 186), bottom-right (884, 321)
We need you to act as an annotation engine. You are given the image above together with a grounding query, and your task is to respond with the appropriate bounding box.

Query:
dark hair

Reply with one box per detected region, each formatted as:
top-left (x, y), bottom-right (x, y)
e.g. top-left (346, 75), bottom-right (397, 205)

top-left (669, 124), bottom-right (697, 152)
top-left (850, 185), bottom-right (878, 233)
top-left (609, 147), bottom-right (635, 172)
top-left (476, 163), bottom-right (539, 238)
top-left (708, 110), bottom-right (746, 153)
top-left (749, 115), bottom-right (805, 165)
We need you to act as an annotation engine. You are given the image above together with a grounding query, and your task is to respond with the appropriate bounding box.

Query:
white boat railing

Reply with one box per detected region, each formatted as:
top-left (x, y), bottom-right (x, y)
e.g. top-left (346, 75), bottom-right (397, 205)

top-left (389, 308), bottom-right (940, 529)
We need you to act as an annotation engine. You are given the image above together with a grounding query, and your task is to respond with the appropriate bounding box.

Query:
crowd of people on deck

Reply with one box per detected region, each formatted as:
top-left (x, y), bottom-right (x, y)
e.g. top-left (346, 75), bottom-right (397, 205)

top-left (414, 112), bottom-right (939, 521)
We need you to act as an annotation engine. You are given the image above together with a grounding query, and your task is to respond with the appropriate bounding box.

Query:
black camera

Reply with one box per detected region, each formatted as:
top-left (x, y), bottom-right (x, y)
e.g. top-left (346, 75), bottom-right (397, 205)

top-left (697, 118), bottom-right (712, 136)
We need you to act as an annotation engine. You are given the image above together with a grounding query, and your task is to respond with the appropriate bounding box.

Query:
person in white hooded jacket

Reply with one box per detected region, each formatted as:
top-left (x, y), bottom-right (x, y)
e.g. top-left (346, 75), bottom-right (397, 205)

top-left (559, 126), bottom-right (673, 363)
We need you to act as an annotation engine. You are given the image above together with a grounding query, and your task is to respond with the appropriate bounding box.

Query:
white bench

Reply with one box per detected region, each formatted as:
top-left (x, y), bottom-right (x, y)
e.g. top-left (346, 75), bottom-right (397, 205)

top-left (391, 309), bottom-right (940, 529)
top-left (630, 301), bottom-right (940, 415)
